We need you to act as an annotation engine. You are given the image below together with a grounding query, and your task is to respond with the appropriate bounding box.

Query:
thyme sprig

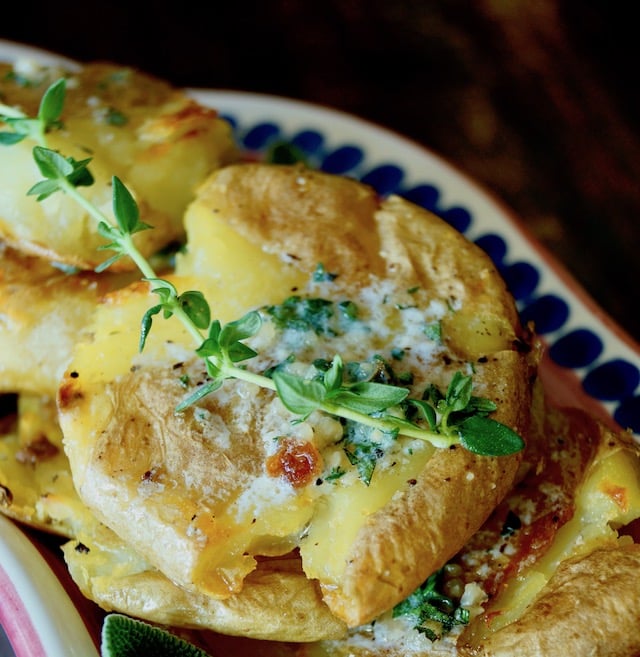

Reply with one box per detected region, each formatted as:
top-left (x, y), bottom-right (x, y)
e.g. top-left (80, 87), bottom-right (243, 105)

top-left (0, 77), bottom-right (525, 457)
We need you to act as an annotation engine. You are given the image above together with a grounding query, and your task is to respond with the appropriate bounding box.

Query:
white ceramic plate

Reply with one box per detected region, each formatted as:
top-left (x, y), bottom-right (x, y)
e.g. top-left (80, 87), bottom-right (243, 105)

top-left (1, 39), bottom-right (639, 657)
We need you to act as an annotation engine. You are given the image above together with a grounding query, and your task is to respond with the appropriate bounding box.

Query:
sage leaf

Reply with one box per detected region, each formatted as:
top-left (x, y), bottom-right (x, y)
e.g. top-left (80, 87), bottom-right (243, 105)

top-left (101, 613), bottom-right (212, 657)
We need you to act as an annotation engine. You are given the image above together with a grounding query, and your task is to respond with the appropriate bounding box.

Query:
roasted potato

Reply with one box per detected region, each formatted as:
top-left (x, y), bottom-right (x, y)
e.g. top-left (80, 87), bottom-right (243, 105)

top-left (0, 60), bottom-right (237, 269)
top-left (62, 526), bottom-right (347, 642)
top-left (58, 163), bottom-right (536, 631)
top-left (3, 150), bottom-right (637, 655)
top-left (0, 242), bottom-right (137, 396)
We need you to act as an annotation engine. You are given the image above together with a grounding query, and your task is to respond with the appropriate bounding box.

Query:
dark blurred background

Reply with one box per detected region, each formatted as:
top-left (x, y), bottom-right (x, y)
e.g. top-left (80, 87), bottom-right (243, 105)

top-left (2, 0), bottom-right (639, 341)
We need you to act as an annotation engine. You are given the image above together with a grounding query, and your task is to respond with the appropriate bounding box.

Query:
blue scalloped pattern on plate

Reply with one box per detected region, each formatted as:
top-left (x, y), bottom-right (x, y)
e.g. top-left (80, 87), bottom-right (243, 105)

top-left (224, 115), bottom-right (640, 435)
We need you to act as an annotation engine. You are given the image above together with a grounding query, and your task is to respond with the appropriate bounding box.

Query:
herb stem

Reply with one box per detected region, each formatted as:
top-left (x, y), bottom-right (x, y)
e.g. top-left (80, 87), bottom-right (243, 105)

top-left (319, 400), bottom-right (454, 448)
top-left (0, 103), bottom-right (23, 118)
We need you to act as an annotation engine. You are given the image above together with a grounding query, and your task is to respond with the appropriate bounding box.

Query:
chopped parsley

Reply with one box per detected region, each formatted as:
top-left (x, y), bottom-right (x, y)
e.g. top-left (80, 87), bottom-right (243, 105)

top-left (264, 295), bottom-right (359, 336)
top-left (393, 568), bottom-right (469, 641)
top-left (312, 262), bottom-right (338, 282)
top-left (342, 419), bottom-right (389, 486)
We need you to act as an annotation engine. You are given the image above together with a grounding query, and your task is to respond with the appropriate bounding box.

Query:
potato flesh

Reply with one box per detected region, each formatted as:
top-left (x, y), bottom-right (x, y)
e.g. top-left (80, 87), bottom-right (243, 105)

top-left (175, 199), bottom-right (307, 320)
top-left (0, 394), bottom-right (90, 537)
top-left (300, 442), bottom-right (434, 586)
top-left (58, 270), bottom-right (448, 600)
top-left (62, 524), bottom-right (347, 642)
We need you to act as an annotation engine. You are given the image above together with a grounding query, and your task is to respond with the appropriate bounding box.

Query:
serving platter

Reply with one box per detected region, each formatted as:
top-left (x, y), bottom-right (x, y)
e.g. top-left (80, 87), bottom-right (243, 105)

top-left (1, 39), bottom-right (639, 657)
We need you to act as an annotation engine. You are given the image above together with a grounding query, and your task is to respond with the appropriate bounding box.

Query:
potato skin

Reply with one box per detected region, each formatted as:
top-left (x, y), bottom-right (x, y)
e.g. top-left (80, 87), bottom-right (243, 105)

top-left (459, 543), bottom-right (640, 657)
top-left (190, 161), bottom-right (385, 284)
top-left (63, 530), bottom-right (348, 643)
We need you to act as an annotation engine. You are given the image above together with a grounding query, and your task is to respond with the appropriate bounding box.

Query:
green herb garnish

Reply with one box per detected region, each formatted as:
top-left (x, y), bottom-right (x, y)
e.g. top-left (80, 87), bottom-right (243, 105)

top-left (423, 320), bottom-right (442, 343)
top-left (101, 614), bottom-right (212, 657)
top-left (264, 139), bottom-right (309, 165)
top-left (342, 418), bottom-right (389, 485)
top-left (0, 77), bottom-right (525, 458)
top-left (393, 569), bottom-right (469, 641)
top-left (265, 295), bottom-right (335, 334)
top-left (312, 262), bottom-right (338, 282)
top-left (104, 107), bottom-right (128, 126)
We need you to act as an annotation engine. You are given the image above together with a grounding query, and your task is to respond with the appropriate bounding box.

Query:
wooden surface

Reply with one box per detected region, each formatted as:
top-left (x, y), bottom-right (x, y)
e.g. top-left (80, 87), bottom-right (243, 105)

top-left (2, 0), bottom-right (639, 341)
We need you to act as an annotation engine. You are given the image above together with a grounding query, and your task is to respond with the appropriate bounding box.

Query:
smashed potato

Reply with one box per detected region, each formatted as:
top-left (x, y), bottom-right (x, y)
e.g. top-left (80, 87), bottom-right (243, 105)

top-left (58, 163), bottom-right (536, 630)
top-left (0, 146), bottom-right (637, 656)
top-left (0, 60), bottom-right (237, 269)
top-left (2, 53), bottom-right (634, 654)
top-left (457, 405), bottom-right (640, 656)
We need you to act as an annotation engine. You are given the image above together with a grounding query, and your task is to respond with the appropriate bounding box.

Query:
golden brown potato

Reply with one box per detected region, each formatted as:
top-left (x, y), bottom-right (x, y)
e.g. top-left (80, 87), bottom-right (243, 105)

top-left (0, 60), bottom-right (237, 269)
top-left (283, 402), bottom-right (640, 657)
top-left (0, 242), bottom-right (137, 396)
top-left (58, 162), bottom-right (535, 633)
top-left (43, 394), bottom-right (640, 655)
